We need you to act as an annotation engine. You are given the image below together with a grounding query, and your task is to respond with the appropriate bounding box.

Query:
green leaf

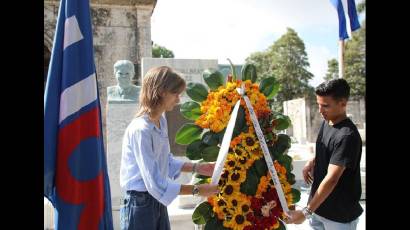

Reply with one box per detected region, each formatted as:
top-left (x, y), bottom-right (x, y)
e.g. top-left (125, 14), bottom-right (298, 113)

top-left (203, 69), bottom-right (224, 90)
top-left (195, 173), bottom-right (210, 179)
top-left (192, 202), bottom-right (213, 225)
top-left (232, 106), bottom-right (246, 137)
top-left (180, 101), bottom-right (202, 121)
top-left (278, 154), bottom-right (293, 173)
top-left (215, 129), bottom-right (226, 145)
top-left (186, 140), bottom-right (206, 160)
top-left (202, 131), bottom-right (220, 146)
top-left (227, 58), bottom-right (237, 81)
top-left (254, 158), bottom-right (268, 177)
top-left (186, 82), bottom-right (209, 102)
top-left (240, 167), bottom-right (260, 195)
top-left (175, 123), bottom-right (203, 145)
top-left (287, 172), bottom-right (296, 185)
top-left (276, 221), bottom-right (286, 230)
top-left (195, 178), bottom-right (211, 185)
top-left (259, 77), bottom-right (280, 99)
top-left (270, 134), bottom-right (291, 159)
top-left (201, 145), bottom-right (220, 162)
top-left (204, 216), bottom-right (229, 230)
top-left (274, 114), bottom-right (292, 130)
top-left (241, 63), bottom-right (257, 83)
top-left (290, 188), bottom-right (301, 203)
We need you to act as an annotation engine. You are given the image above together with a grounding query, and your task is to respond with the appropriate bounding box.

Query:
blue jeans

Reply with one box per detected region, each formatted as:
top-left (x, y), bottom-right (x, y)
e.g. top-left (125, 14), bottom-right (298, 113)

top-left (308, 213), bottom-right (359, 230)
top-left (120, 191), bottom-right (171, 230)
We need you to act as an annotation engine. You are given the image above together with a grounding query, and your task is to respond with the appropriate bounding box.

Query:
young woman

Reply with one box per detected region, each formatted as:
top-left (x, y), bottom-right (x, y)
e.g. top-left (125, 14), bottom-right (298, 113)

top-left (120, 66), bottom-right (218, 230)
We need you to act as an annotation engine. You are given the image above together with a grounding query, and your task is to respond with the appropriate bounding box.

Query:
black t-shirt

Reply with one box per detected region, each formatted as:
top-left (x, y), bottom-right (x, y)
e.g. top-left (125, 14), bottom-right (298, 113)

top-left (309, 118), bottom-right (363, 222)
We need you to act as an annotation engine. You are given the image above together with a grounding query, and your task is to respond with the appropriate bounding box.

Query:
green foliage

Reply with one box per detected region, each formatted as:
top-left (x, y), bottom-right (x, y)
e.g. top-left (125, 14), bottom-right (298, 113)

top-left (246, 28), bottom-right (315, 113)
top-left (277, 154), bottom-right (293, 173)
top-left (344, 23), bottom-right (366, 99)
top-left (254, 158), bottom-right (268, 177)
top-left (192, 202), bottom-right (213, 224)
top-left (227, 58), bottom-right (238, 80)
top-left (240, 166), bottom-right (260, 196)
top-left (203, 69), bottom-right (224, 90)
top-left (325, 15), bottom-right (366, 99)
top-left (259, 77), bottom-right (280, 99)
top-left (202, 145), bottom-right (220, 162)
top-left (202, 131), bottom-right (220, 146)
top-left (175, 124), bottom-right (203, 145)
top-left (274, 114), bottom-right (291, 130)
top-left (186, 82), bottom-right (209, 102)
top-left (180, 101), bottom-right (202, 120)
top-left (186, 140), bottom-right (206, 160)
top-left (291, 188), bottom-right (301, 203)
top-left (269, 134), bottom-right (291, 159)
top-left (204, 216), bottom-right (229, 230)
top-left (287, 172), bottom-right (296, 185)
top-left (152, 43), bottom-right (174, 58)
top-left (324, 59), bottom-right (339, 81)
top-left (232, 106), bottom-right (248, 137)
top-left (241, 63), bottom-right (257, 83)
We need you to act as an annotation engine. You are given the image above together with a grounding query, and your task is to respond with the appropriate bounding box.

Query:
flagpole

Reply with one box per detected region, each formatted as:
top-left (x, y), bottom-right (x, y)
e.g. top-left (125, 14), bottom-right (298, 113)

top-left (338, 39), bottom-right (344, 78)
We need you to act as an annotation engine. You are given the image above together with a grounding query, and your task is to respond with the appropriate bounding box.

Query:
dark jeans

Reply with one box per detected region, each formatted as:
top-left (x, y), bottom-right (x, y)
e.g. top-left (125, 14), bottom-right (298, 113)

top-left (120, 191), bottom-right (171, 230)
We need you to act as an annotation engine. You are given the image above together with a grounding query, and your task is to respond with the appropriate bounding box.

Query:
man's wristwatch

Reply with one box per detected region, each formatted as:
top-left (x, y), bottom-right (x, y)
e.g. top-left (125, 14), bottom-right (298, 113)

top-left (302, 206), bottom-right (313, 219)
top-left (192, 185), bottom-right (200, 196)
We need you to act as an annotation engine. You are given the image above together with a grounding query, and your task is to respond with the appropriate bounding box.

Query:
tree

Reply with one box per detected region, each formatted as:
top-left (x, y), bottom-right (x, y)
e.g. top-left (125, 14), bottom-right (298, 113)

top-left (324, 59), bottom-right (339, 80)
top-left (246, 28), bottom-right (315, 113)
top-left (152, 43), bottom-right (175, 58)
top-left (324, 1), bottom-right (366, 99)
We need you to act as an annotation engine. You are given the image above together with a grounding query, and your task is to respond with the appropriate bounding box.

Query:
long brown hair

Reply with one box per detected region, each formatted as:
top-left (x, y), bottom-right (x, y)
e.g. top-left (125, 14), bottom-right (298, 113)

top-left (136, 66), bottom-right (186, 117)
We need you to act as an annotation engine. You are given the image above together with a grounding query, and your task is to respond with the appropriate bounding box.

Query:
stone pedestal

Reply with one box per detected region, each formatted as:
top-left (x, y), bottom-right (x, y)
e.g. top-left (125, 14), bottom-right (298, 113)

top-left (106, 99), bottom-right (139, 229)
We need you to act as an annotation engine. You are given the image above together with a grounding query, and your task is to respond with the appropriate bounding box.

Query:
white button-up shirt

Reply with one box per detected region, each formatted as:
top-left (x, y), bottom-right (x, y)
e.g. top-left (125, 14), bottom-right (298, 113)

top-left (120, 113), bottom-right (184, 206)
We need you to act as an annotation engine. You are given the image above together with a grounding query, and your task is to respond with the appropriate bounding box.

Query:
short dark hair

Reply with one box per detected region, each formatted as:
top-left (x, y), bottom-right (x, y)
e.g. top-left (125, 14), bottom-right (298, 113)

top-left (315, 78), bottom-right (350, 101)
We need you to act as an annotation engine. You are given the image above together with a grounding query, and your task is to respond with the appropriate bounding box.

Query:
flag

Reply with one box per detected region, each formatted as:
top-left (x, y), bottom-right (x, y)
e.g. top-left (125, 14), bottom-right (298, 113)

top-left (44, 0), bottom-right (113, 229)
top-left (330, 0), bottom-right (361, 40)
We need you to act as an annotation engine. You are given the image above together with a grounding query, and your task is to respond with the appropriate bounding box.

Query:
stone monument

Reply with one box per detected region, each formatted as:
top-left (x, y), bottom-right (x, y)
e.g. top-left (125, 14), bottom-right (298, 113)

top-left (106, 60), bottom-right (141, 228)
top-left (107, 60), bottom-right (140, 102)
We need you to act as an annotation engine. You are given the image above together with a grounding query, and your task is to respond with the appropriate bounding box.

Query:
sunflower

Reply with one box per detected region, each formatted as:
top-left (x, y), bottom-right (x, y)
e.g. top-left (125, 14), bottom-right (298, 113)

top-left (249, 149), bottom-right (263, 161)
top-left (241, 132), bottom-right (259, 152)
top-left (221, 181), bottom-right (241, 196)
top-left (209, 195), bottom-right (229, 220)
top-left (236, 154), bottom-right (255, 170)
top-left (228, 167), bottom-right (247, 185)
top-left (225, 154), bottom-right (241, 171)
top-left (222, 208), bottom-right (252, 230)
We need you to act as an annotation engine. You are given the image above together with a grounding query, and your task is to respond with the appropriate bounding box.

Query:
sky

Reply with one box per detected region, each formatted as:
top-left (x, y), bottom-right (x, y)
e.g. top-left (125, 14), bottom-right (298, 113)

top-left (151, 0), bottom-right (365, 87)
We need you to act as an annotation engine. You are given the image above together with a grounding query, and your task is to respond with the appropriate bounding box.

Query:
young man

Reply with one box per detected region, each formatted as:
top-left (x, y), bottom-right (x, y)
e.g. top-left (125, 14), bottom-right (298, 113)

top-left (288, 79), bottom-right (363, 229)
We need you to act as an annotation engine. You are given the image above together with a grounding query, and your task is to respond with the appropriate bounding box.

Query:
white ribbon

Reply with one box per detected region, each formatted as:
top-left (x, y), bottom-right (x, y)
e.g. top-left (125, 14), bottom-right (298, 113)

top-left (210, 86), bottom-right (244, 185)
top-left (210, 83), bottom-right (289, 215)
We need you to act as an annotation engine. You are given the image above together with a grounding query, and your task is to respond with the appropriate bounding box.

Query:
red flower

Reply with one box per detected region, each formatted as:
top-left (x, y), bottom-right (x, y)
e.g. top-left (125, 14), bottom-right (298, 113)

top-left (246, 213), bottom-right (255, 222)
top-left (251, 197), bottom-right (263, 211)
top-left (243, 226), bottom-right (253, 230)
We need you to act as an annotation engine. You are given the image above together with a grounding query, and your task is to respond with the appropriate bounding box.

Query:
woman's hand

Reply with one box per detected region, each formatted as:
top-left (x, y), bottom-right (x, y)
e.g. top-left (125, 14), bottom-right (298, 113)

top-left (196, 163), bottom-right (215, 177)
top-left (197, 184), bottom-right (219, 197)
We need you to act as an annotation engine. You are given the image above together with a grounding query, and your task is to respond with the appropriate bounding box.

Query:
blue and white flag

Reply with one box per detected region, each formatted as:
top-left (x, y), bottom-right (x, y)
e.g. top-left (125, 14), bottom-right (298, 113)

top-left (44, 0), bottom-right (113, 229)
top-left (330, 0), bottom-right (361, 40)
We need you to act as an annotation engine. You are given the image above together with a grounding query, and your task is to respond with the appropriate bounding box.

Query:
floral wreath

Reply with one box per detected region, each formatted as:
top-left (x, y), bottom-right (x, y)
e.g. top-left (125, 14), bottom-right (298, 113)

top-left (175, 63), bottom-right (300, 230)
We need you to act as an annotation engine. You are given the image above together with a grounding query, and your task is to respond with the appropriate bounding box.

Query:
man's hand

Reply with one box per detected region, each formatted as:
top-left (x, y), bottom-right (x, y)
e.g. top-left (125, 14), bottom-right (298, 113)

top-left (196, 163), bottom-right (215, 177)
top-left (286, 210), bottom-right (306, 224)
top-left (303, 158), bottom-right (315, 184)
